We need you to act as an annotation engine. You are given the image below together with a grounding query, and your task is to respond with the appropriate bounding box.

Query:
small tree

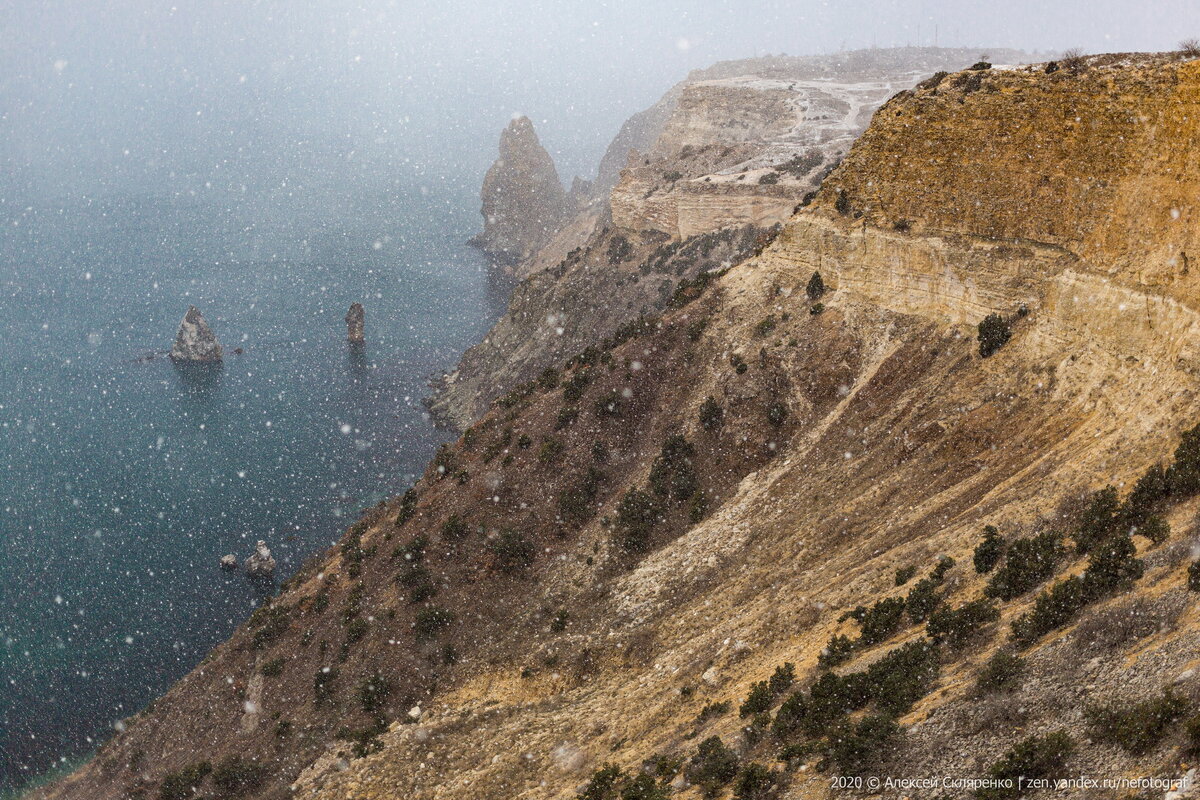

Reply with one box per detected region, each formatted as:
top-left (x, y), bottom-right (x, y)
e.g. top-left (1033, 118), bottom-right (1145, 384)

top-left (977, 314), bottom-right (1011, 358)
top-left (973, 525), bottom-right (1005, 573)
top-left (699, 397), bottom-right (725, 431)
top-left (806, 271), bottom-right (826, 301)
top-left (1180, 38), bottom-right (1200, 58)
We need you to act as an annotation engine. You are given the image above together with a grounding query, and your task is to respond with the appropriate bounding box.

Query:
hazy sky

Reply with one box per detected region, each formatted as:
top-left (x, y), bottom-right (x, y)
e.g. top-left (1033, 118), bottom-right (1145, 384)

top-left (2, 0), bottom-right (1197, 202)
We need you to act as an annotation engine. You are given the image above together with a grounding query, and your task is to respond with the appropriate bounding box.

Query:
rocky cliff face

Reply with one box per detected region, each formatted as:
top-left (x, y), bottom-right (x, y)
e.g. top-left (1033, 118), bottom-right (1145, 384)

top-left (38, 52), bottom-right (1200, 800)
top-left (433, 48), bottom-right (1024, 428)
top-left (469, 116), bottom-right (569, 265)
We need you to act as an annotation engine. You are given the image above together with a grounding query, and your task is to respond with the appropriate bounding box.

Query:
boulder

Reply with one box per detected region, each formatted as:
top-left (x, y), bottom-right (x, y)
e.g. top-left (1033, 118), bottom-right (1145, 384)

top-left (219, 554), bottom-right (238, 571)
top-left (169, 306), bottom-right (223, 362)
top-left (243, 540), bottom-right (276, 578)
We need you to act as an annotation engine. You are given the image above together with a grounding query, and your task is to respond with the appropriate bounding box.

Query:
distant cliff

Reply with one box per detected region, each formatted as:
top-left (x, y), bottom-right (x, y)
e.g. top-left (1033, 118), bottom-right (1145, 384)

top-left (469, 116), bottom-right (569, 265)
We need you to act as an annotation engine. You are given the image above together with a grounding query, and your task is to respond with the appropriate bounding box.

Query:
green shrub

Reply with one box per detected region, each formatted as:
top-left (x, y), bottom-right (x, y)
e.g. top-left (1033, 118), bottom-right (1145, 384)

top-left (1122, 464), bottom-right (1171, 526)
top-left (977, 313), bottom-right (1011, 358)
top-left (538, 367), bottom-right (560, 391)
top-left (344, 617), bottom-right (369, 645)
top-left (394, 487), bottom-right (418, 525)
top-left (274, 720), bottom-right (292, 738)
top-left (260, 657), bottom-right (286, 677)
top-left (985, 530), bottom-right (1063, 600)
top-left (1185, 714), bottom-right (1200, 756)
top-left (555, 406), bottom-right (580, 431)
top-left (563, 368), bottom-right (593, 404)
top-left (771, 691), bottom-right (808, 740)
top-left (559, 467), bottom-right (605, 523)
top-left (621, 772), bottom-right (669, 800)
top-left (768, 663), bottom-right (795, 695)
top-left (440, 513), bottom-right (469, 541)
top-left (757, 172), bottom-right (780, 186)
top-left (1083, 532), bottom-right (1143, 595)
top-left (809, 302), bottom-right (825, 315)
top-left (1075, 486), bottom-right (1120, 554)
top-left (211, 756), bottom-right (268, 798)
top-left (834, 191), bottom-right (851, 216)
top-left (357, 673), bottom-right (393, 713)
top-left (648, 435), bottom-right (699, 502)
top-left (1170, 422), bottom-right (1200, 494)
top-left (1085, 690), bottom-right (1187, 755)
top-left (754, 316), bottom-right (778, 337)
top-left (732, 762), bottom-right (779, 800)
top-left (866, 639), bottom-right (939, 716)
top-left (551, 609), bottom-right (570, 633)
top-left (488, 530), bottom-right (537, 574)
top-left (159, 762), bottom-right (212, 800)
top-left (1011, 575), bottom-right (1087, 647)
top-left (894, 565), bottom-right (917, 586)
top-left (818, 634), bottom-right (857, 669)
top-left (976, 732), bottom-right (1073, 800)
top-left (740, 681), bottom-right (772, 717)
top-left (415, 606), bottom-right (455, 640)
top-left (607, 235), bottom-right (633, 265)
top-left (699, 397), bottom-right (724, 431)
top-left (578, 764), bottom-right (624, 800)
top-left (826, 714), bottom-right (901, 776)
top-left (927, 599), bottom-right (1000, 648)
top-left (697, 700), bottom-right (731, 721)
top-left (250, 605), bottom-right (291, 650)
top-left (538, 437), bottom-right (565, 465)
top-left (392, 534), bottom-right (427, 563)
top-left (614, 488), bottom-right (662, 553)
top-left (857, 597), bottom-right (907, 646)
top-left (1189, 560), bottom-right (1200, 591)
top-left (905, 576), bottom-right (943, 623)
top-left (593, 390), bottom-right (623, 418)
top-left (974, 651), bottom-right (1025, 696)
top-left (805, 672), bottom-right (871, 734)
top-left (687, 736), bottom-right (740, 793)
top-left (974, 526), bottom-right (1005, 573)
top-left (313, 666), bottom-right (338, 703)
top-left (1135, 515), bottom-right (1170, 545)
top-left (806, 271), bottom-right (825, 301)
top-left (766, 402), bottom-right (788, 426)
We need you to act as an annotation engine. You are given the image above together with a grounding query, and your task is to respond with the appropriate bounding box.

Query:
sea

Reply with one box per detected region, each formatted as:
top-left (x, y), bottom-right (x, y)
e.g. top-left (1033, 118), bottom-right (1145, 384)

top-left (0, 184), bottom-right (509, 794)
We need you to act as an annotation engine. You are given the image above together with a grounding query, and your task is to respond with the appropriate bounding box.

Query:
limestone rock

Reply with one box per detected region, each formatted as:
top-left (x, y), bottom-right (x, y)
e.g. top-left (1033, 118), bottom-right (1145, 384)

top-left (243, 540), bottom-right (276, 578)
top-left (469, 116), bottom-right (567, 264)
top-left (169, 306), bottom-right (223, 362)
top-left (219, 554), bottom-right (238, 571)
top-left (345, 303), bottom-right (365, 344)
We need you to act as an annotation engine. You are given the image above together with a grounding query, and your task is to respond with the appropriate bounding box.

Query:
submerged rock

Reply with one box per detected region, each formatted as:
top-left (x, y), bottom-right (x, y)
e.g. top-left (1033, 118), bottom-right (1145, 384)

top-left (219, 554), bottom-right (238, 571)
top-left (170, 306), bottom-right (223, 362)
top-left (243, 540), bottom-right (276, 577)
top-left (345, 303), bottom-right (365, 343)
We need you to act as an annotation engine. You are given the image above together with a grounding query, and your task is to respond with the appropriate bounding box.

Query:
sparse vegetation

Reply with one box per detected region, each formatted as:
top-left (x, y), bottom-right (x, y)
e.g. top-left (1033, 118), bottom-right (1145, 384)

top-left (357, 673), bottom-right (393, 713)
top-left (974, 651), bottom-right (1025, 696)
top-left (976, 732), bottom-right (1073, 800)
top-left (977, 313), bottom-right (1011, 358)
top-left (927, 599), bottom-right (999, 648)
top-left (1181, 39), bottom-right (1200, 59)
top-left (415, 606), bottom-right (455, 640)
top-left (1085, 690), bottom-right (1187, 755)
top-left (806, 271), bottom-right (825, 301)
top-left (211, 756), bottom-right (268, 798)
top-left (159, 762), bottom-right (212, 800)
top-left (894, 565), bottom-right (917, 586)
top-left (699, 397), bottom-right (724, 431)
top-left (973, 526), bottom-right (1005, 573)
top-left (488, 530), bottom-right (537, 574)
top-left (440, 513), bottom-right (469, 541)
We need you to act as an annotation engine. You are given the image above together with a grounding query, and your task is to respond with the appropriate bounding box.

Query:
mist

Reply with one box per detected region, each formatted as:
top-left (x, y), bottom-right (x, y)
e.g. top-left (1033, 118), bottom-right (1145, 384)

top-left (3, 0), bottom-right (1196, 211)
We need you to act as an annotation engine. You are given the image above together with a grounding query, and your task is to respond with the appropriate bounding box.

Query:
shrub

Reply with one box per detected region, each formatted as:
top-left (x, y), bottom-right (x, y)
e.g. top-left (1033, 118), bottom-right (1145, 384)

top-left (1060, 48), bottom-right (1087, 73)
top-left (834, 191), bottom-right (851, 216)
top-left (1075, 485), bottom-right (1120, 554)
top-left (740, 681), bottom-right (772, 717)
top-left (160, 762), bottom-right (212, 800)
top-left (1083, 532), bottom-right (1143, 596)
top-left (393, 534), bottom-right (427, 563)
top-left (732, 763), bottom-right (779, 800)
top-left (768, 663), bottom-right (796, 695)
top-left (826, 715), bottom-right (901, 776)
top-left (1011, 575), bottom-right (1088, 647)
top-left (771, 691), bottom-right (808, 740)
top-left (867, 639), bottom-right (940, 716)
top-left (614, 488), bottom-right (662, 553)
top-left (1186, 713), bottom-right (1200, 756)
top-left (622, 772), bottom-right (669, 800)
top-left (687, 736), bottom-right (740, 793)
top-left (1122, 464), bottom-right (1171, 526)
top-left (974, 651), bottom-right (1025, 696)
top-left (857, 597), bottom-right (907, 646)
top-left (970, 61), bottom-right (992, 70)
top-left (357, 673), bottom-right (393, 713)
top-left (538, 437), bottom-right (565, 465)
top-left (1134, 515), bottom-right (1170, 546)
top-left (538, 367), bottom-right (560, 391)
top-left (1181, 39), bottom-right (1200, 58)
top-left (973, 526), bottom-right (1005, 573)
top-left (607, 235), bottom-right (633, 265)
top-left (1171, 422), bottom-right (1200, 494)
top-left (313, 666), bottom-right (338, 703)
top-left (917, 71), bottom-right (948, 91)
top-left (344, 617), bottom-right (369, 645)
top-left (260, 657), bottom-right (286, 677)
top-left (977, 314), bottom-right (1011, 358)
top-left (557, 467), bottom-right (604, 525)
top-left (805, 671), bottom-right (871, 733)
top-left (440, 513), bottom-right (469, 541)
top-left (894, 565), bottom-right (917, 586)
top-left (1085, 690), bottom-right (1187, 755)
top-left (415, 606), bottom-right (455, 640)
top-left (697, 700), bottom-right (731, 721)
top-left (905, 576), bottom-right (943, 623)
top-left (648, 435), bottom-right (699, 502)
top-left (809, 302), bottom-right (824, 315)
top-left (211, 756), bottom-right (268, 798)
top-left (488, 530), bottom-right (537, 574)
top-left (578, 764), bottom-right (624, 800)
top-left (766, 402), bottom-right (788, 426)
top-left (818, 634), bottom-right (857, 669)
top-left (394, 487), bottom-right (418, 525)
top-left (806, 271), bottom-right (825, 301)
top-left (985, 530), bottom-right (1063, 600)
top-left (555, 406), bottom-right (580, 431)
top-left (757, 172), bottom-right (780, 186)
top-left (977, 732), bottom-right (1073, 800)
top-left (754, 316), bottom-right (778, 337)
top-left (927, 599), bottom-right (1000, 648)
top-left (699, 397), bottom-right (724, 431)
top-left (593, 390), bottom-right (623, 418)
top-left (1189, 560), bottom-right (1200, 591)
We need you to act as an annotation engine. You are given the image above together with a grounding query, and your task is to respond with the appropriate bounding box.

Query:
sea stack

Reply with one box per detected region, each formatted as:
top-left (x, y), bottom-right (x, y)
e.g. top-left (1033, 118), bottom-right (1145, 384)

top-left (219, 554), bottom-right (238, 571)
top-left (469, 116), bottom-right (568, 265)
top-left (169, 306), bottom-right (223, 362)
top-left (345, 303), bottom-right (365, 343)
top-left (243, 540), bottom-right (276, 578)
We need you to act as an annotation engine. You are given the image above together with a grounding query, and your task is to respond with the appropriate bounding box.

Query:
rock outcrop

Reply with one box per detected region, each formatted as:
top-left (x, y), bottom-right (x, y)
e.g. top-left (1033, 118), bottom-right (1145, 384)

top-left (242, 540), bottom-right (275, 578)
top-left (219, 554), bottom-right (237, 571)
top-left (345, 303), bottom-right (364, 343)
top-left (169, 306), bottom-right (223, 362)
top-left (469, 116), bottom-right (568, 265)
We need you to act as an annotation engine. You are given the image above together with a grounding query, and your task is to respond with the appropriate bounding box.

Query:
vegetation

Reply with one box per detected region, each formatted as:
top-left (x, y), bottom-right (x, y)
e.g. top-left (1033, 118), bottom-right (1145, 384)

top-left (826, 714), bottom-right (901, 776)
top-left (977, 732), bottom-right (1073, 800)
top-left (732, 762), bottom-right (779, 800)
top-left (740, 681), bottom-right (772, 717)
top-left (1182, 38), bottom-right (1200, 59)
top-left (699, 397), bottom-right (724, 431)
top-left (985, 530), bottom-right (1063, 600)
top-left (926, 599), bottom-right (999, 648)
top-left (159, 762), bottom-right (212, 800)
top-left (1075, 485), bottom-right (1120, 554)
top-left (806, 271), bottom-right (825, 301)
top-left (857, 596), bottom-right (907, 646)
top-left (974, 651), bottom-right (1025, 696)
top-left (1085, 690), bottom-right (1187, 755)
top-left (394, 487), bottom-right (418, 525)
top-left (894, 565), bottom-right (917, 586)
top-left (607, 234), bottom-right (633, 265)
top-left (697, 700), bottom-right (731, 721)
top-left (1189, 560), bottom-right (1200, 591)
top-left (818, 634), bottom-right (857, 669)
top-left (834, 191), bottom-right (851, 216)
top-left (768, 663), bottom-right (795, 695)
top-left (973, 526), bottom-right (1005, 573)
top-left (415, 606), bottom-right (455, 640)
top-left (313, 666), bottom-right (338, 703)
top-left (440, 513), bottom-right (469, 541)
top-left (977, 313), bottom-right (1012, 358)
top-left (357, 673), bottom-right (393, 713)
top-left (766, 402), bottom-right (788, 426)
top-left (687, 736), bottom-right (740, 795)
top-left (488, 530), bottom-right (537, 574)
top-left (211, 756), bottom-right (269, 798)
top-left (260, 656), bottom-right (286, 677)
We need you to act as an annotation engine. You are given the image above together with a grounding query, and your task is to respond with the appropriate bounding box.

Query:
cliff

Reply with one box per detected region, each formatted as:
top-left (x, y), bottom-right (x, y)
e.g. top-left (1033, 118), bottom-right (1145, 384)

top-left (36, 51), bottom-right (1200, 800)
top-left (470, 116), bottom-right (569, 265)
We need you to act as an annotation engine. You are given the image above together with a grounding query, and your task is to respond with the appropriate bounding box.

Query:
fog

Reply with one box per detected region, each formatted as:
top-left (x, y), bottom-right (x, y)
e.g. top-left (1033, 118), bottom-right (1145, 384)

top-left (3, 0), bottom-right (1196, 209)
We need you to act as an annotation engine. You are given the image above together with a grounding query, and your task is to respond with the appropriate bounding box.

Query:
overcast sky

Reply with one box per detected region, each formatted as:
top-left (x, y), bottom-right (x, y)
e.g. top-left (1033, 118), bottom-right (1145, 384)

top-left (2, 0), bottom-right (1197, 202)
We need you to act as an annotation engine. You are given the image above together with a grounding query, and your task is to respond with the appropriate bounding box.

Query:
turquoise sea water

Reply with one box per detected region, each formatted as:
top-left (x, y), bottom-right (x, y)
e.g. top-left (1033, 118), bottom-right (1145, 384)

top-left (0, 188), bottom-right (505, 791)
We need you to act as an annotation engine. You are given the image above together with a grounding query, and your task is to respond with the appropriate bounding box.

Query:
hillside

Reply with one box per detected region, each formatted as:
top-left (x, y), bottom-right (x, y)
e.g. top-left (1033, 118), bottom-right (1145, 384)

top-left (34, 52), bottom-right (1200, 800)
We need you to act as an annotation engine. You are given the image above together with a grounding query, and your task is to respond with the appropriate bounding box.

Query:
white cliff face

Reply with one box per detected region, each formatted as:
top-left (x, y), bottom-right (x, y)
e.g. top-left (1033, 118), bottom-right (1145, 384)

top-left (169, 306), bottom-right (223, 362)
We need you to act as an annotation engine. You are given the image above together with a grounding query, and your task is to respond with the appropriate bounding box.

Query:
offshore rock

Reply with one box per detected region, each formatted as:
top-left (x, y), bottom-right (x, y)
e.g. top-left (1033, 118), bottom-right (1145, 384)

top-left (169, 306), bottom-right (223, 362)
top-left (345, 303), bottom-right (365, 343)
top-left (219, 554), bottom-right (238, 571)
top-left (469, 116), bottom-right (568, 265)
top-left (243, 540), bottom-right (276, 578)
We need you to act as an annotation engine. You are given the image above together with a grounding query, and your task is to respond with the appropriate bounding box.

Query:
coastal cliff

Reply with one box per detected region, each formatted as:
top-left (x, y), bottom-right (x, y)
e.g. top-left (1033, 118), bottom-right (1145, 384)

top-left (36, 51), bottom-right (1200, 800)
